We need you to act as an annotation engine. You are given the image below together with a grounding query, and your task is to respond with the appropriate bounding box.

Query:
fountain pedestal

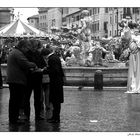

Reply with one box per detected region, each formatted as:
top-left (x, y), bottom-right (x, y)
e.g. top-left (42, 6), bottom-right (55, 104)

top-left (1, 63), bottom-right (128, 87)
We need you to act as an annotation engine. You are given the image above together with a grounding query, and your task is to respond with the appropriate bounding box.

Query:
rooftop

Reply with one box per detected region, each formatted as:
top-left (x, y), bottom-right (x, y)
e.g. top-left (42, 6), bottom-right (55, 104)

top-left (27, 14), bottom-right (39, 20)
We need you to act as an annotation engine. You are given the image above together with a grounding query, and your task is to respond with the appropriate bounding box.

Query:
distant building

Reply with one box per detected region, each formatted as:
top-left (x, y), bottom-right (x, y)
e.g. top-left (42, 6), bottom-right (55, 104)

top-left (27, 14), bottom-right (39, 29)
top-left (62, 8), bottom-right (101, 39)
top-left (107, 8), bottom-right (121, 37)
top-left (47, 8), bottom-right (62, 33)
top-left (62, 7), bottom-right (140, 39)
top-left (36, 7), bottom-right (140, 38)
top-left (38, 8), bottom-right (49, 32)
top-left (62, 8), bottom-right (81, 28)
top-left (107, 8), bottom-right (140, 38)
top-left (38, 8), bottom-right (63, 33)
top-left (0, 8), bottom-right (14, 28)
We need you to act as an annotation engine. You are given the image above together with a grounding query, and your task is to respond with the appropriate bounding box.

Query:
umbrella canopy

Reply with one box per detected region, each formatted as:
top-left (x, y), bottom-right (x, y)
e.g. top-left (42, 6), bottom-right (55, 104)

top-left (0, 19), bottom-right (47, 37)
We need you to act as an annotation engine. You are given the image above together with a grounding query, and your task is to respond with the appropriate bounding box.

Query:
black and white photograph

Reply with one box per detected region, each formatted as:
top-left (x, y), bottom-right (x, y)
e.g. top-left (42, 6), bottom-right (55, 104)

top-left (0, 0), bottom-right (140, 139)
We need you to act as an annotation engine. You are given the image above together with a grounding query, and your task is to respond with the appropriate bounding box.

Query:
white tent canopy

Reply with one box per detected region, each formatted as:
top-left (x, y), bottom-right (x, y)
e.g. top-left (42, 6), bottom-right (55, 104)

top-left (0, 19), bottom-right (47, 37)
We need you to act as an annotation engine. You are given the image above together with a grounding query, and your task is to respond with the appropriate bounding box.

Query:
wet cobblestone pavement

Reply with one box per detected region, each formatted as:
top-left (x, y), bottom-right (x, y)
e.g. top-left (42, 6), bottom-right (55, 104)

top-left (1, 87), bottom-right (140, 132)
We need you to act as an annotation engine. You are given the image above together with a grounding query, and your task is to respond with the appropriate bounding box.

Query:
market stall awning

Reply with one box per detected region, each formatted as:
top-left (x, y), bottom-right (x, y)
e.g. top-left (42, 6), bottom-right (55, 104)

top-left (0, 19), bottom-right (47, 37)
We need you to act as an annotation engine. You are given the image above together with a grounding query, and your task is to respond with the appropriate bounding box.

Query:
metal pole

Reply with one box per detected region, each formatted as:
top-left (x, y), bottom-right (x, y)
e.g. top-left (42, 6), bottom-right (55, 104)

top-left (116, 8), bottom-right (118, 36)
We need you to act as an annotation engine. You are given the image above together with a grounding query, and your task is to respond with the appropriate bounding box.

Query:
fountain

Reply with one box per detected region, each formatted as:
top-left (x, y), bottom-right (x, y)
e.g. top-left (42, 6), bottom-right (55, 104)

top-left (0, 11), bottom-right (129, 87)
top-left (65, 10), bottom-right (109, 67)
top-left (65, 10), bottom-right (125, 68)
top-left (61, 10), bottom-right (128, 87)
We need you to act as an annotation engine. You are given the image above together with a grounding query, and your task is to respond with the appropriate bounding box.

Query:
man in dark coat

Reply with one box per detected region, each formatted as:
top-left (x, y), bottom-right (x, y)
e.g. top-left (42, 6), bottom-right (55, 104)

top-left (7, 40), bottom-right (36, 124)
top-left (22, 39), bottom-right (46, 121)
top-left (41, 48), bottom-right (65, 123)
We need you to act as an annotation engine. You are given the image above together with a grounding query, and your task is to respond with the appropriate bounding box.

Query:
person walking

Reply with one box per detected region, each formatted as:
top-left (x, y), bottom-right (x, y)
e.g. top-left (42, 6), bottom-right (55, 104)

top-left (7, 39), bottom-right (36, 124)
top-left (41, 47), bottom-right (65, 123)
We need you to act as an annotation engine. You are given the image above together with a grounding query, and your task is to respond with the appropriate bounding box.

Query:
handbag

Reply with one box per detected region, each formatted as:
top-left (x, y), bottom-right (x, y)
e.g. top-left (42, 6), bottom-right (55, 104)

top-left (42, 74), bottom-right (50, 83)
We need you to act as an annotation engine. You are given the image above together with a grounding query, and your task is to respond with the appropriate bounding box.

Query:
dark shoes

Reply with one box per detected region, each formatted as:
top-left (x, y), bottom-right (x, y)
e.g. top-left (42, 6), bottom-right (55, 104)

top-left (9, 118), bottom-right (28, 125)
top-left (35, 115), bottom-right (45, 121)
top-left (18, 113), bottom-right (30, 123)
top-left (9, 113), bottom-right (28, 125)
top-left (47, 117), bottom-right (60, 123)
top-left (9, 120), bottom-right (18, 125)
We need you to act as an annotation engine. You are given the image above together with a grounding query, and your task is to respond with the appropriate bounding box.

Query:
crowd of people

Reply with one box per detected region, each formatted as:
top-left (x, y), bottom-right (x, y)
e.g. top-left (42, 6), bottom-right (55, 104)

top-left (0, 31), bottom-right (132, 70)
top-left (7, 38), bottom-right (65, 124)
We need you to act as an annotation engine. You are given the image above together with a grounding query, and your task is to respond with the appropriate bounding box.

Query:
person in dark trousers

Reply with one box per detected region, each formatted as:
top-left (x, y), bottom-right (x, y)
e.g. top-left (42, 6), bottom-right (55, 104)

top-left (7, 40), bottom-right (36, 124)
top-left (40, 47), bottom-right (52, 119)
top-left (41, 53), bottom-right (51, 118)
top-left (22, 39), bottom-right (46, 121)
top-left (41, 48), bottom-right (65, 123)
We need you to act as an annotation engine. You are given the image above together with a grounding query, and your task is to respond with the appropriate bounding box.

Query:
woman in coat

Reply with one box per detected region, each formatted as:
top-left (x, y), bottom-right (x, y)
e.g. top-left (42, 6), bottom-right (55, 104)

top-left (41, 48), bottom-right (65, 123)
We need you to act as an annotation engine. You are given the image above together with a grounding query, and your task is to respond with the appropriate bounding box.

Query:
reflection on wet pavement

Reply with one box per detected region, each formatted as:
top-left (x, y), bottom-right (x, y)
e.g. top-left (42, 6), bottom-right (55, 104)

top-left (8, 121), bottom-right (60, 132)
top-left (1, 87), bottom-right (140, 132)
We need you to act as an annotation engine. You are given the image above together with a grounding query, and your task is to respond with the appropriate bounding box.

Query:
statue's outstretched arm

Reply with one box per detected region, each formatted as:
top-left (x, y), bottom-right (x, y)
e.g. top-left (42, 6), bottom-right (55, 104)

top-left (102, 47), bottom-right (110, 53)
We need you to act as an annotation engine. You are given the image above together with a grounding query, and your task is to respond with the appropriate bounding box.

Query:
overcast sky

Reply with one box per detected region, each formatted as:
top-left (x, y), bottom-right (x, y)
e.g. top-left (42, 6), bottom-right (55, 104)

top-left (2, 0), bottom-right (140, 23)
top-left (2, 0), bottom-right (138, 9)
top-left (14, 8), bottom-right (38, 23)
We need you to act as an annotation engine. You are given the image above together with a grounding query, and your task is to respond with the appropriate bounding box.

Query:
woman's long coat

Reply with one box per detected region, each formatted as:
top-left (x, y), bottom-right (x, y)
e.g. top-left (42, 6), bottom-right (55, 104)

top-left (48, 53), bottom-right (65, 103)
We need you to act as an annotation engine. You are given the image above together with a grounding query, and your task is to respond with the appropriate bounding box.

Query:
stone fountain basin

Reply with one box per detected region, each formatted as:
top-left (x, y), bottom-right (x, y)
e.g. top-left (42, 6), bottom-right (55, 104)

top-left (1, 62), bottom-right (128, 87)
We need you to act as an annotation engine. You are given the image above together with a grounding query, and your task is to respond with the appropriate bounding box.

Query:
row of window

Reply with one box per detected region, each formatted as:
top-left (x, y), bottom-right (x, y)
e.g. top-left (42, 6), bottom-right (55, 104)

top-left (105, 8), bottom-right (117, 13)
top-left (40, 19), bottom-right (56, 27)
top-left (91, 22), bottom-right (100, 32)
top-left (40, 15), bottom-right (47, 20)
top-left (40, 22), bottom-right (47, 27)
top-left (30, 20), bottom-right (34, 23)
top-left (89, 8), bottom-right (100, 15)
top-left (66, 8), bottom-right (100, 23)
top-left (92, 36), bottom-right (100, 39)
top-left (132, 8), bottom-right (139, 14)
top-left (109, 30), bottom-right (120, 36)
top-left (109, 13), bottom-right (123, 24)
top-left (51, 19), bottom-right (56, 27)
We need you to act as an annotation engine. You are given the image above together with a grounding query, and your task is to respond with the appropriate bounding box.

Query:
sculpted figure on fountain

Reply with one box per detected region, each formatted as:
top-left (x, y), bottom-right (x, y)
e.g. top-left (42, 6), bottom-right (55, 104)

top-left (89, 41), bottom-right (109, 66)
top-left (65, 9), bottom-right (110, 67)
top-left (78, 10), bottom-right (93, 66)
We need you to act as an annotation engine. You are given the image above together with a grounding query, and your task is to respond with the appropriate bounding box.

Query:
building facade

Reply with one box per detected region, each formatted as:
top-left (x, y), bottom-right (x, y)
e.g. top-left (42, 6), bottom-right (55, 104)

top-left (38, 8), bottom-right (49, 32)
top-left (62, 7), bottom-right (140, 39)
top-left (0, 8), bottom-right (14, 28)
top-left (32, 7), bottom-right (140, 38)
top-left (107, 8), bottom-right (140, 38)
top-left (47, 8), bottom-right (62, 33)
top-left (27, 14), bottom-right (39, 29)
top-left (38, 8), bottom-right (62, 33)
top-left (63, 9), bottom-right (81, 28)
top-left (38, 7), bottom-right (80, 33)
top-left (62, 8), bottom-right (104, 39)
